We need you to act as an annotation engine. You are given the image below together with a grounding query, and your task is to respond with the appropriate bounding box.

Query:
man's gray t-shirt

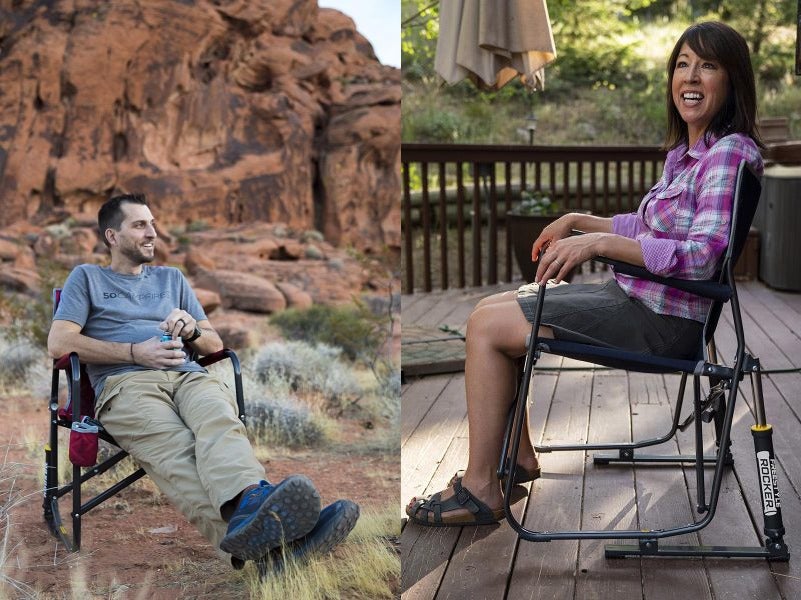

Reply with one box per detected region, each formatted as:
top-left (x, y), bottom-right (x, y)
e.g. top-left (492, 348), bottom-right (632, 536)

top-left (54, 264), bottom-right (207, 397)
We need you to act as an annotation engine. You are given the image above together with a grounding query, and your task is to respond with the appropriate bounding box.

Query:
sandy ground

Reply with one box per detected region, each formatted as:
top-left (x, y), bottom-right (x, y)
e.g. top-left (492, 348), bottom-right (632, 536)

top-left (1, 392), bottom-right (399, 599)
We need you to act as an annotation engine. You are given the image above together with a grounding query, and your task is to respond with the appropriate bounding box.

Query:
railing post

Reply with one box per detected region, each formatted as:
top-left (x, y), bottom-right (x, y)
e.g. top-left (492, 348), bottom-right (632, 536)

top-left (402, 161), bottom-right (413, 293)
top-left (438, 162), bottom-right (448, 290)
top-left (472, 162), bottom-right (482, 287)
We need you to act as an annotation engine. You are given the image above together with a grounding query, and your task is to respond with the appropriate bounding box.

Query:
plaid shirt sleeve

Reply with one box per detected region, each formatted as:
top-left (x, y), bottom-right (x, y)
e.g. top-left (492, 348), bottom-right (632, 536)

top-left (639, 135), bottom-right (762, 279)
top-left (612, 134), bottom-right (763, 321)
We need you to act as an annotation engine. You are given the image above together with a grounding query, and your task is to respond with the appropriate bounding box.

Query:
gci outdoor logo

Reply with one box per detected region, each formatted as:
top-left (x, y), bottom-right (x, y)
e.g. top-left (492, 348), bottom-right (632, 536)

top-left (757, 451), bottom-right (779, 516)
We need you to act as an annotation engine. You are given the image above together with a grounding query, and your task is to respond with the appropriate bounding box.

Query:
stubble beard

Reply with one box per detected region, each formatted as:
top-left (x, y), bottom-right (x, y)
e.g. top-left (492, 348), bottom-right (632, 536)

top-left (120, 242), bottom-right (155, 266)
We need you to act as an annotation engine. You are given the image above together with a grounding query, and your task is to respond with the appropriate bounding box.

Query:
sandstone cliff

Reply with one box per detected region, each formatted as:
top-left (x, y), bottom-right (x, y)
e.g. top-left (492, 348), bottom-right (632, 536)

top-left (0, 0), bottom-right (400, 252)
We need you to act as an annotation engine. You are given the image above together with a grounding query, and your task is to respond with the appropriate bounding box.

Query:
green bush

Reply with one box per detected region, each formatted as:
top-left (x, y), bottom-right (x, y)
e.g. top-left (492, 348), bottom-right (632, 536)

top-left (270, 303), bottom-right (386, 362)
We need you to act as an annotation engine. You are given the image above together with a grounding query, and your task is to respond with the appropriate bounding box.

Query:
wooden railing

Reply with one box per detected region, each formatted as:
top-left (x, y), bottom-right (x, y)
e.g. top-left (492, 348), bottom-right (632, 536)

top-left (402, 143), bottom-right (666, 293)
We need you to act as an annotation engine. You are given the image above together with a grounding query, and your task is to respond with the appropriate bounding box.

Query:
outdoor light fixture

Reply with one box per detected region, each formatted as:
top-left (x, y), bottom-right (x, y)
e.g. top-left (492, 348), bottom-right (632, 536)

top-left (525, 112), bottom-right (538, 145)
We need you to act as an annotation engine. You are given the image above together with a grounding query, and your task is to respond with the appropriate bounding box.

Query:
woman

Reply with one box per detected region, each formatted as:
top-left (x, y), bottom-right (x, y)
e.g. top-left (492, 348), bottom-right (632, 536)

top-left (406, 21), bottom-right (764, 526)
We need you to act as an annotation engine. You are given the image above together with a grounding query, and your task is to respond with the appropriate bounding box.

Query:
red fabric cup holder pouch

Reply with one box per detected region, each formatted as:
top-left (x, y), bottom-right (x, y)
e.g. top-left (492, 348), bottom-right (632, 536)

top-left (69, 417), bottom-right (100, 467)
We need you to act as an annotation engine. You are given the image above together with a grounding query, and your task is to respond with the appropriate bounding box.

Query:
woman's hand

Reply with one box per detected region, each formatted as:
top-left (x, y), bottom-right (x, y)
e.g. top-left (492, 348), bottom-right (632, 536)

top-left (531, 214), bottom-right (576, 263)
top-left (535, 232), bottom-right (606, 284)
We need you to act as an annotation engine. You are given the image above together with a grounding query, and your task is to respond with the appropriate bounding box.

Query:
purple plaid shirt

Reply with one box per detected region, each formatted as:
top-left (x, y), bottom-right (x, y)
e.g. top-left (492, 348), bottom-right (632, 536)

top-left (611, 133), bottom-right (763, 322)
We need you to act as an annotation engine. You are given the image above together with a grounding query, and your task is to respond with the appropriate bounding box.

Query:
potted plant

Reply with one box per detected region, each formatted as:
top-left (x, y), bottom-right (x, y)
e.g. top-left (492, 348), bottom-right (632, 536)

top-left (506, 190), bottom-right (581, 282)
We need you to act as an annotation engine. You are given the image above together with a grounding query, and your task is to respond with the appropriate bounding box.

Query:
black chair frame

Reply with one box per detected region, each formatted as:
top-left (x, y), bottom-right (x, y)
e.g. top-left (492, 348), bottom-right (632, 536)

top-left (43, 288), bottom-right (246, 552)
top-left (499, 160), bottom-right (790, 561)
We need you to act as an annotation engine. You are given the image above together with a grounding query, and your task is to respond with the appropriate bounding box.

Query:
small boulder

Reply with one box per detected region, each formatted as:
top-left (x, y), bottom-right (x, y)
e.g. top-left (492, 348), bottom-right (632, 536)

top-left (193, 269), bottom-right (286, 314)
top-left (194, 288), bottom-right (222, 314)
top-left (185, 247), bottom-right (216, 275)
top-left (276, 281), bottom-right (313, 309)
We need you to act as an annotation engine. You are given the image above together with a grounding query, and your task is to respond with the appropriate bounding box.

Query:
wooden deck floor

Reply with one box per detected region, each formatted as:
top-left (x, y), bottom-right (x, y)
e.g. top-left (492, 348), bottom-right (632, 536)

top-left (401, 275), bottom-right (801, 600)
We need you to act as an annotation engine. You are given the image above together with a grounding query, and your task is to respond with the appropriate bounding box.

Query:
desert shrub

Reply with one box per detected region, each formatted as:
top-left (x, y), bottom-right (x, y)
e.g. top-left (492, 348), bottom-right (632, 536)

top-left (269, 304), bottom-right (386, 363)
top-left (0, 336), bottom-right (50, 396)
top-left (252, 341), bottom-right (362, 414)
top-left (372, 368), bottom-right (401, 428)
top-left (0, 258), bottom-right (70, 351)
top-left (245, 397), bottom-right (330, 448)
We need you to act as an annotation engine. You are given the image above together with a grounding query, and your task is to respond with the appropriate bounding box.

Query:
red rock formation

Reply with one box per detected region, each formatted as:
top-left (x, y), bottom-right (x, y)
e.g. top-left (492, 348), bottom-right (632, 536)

top-left (0, 0), bottom-right (400, 253)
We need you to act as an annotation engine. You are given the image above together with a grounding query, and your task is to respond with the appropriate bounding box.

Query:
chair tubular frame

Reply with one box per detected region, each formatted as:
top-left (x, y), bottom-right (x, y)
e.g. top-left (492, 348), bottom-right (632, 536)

top-left (43, 289), bottom-right (246, 552)
top-left (498, 161), bottom-right (790, 561)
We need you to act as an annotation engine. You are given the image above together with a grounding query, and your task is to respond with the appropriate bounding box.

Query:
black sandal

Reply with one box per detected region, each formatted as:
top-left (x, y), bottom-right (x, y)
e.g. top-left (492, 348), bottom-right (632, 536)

top-left (406, 478), bottom-right (505, 527)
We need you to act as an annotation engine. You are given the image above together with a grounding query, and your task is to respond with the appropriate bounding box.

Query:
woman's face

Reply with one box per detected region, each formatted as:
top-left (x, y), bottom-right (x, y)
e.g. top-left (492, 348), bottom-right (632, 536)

top-left (671, 42), bottom-right (730, 146)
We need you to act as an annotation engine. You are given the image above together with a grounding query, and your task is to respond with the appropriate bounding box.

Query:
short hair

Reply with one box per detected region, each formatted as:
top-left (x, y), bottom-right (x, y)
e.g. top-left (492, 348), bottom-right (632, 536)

top-left (98, 193), bottom-right (148, 247)
top-left (664, 21), bottom-right (763, 149)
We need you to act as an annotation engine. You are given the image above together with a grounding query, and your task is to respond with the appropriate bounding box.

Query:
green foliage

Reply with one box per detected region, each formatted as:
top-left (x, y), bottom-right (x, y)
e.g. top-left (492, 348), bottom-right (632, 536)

top-left (269, 303), bottom-right (386, 363)
top-left (401, 0), bottom-right (440, 83)
top-left (402, 1), bottom-right (798, 147)
top-left (186, 220), bottom-right (211, 233)
top-left (512, 191), bottom-right (559, 216)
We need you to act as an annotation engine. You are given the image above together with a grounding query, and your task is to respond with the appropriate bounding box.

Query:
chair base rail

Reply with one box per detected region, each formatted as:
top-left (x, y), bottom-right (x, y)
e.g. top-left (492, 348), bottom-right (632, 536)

top-left (605, 538), bottom-right (790, 561)
top-left (593, 451), bottom-right (734, 466)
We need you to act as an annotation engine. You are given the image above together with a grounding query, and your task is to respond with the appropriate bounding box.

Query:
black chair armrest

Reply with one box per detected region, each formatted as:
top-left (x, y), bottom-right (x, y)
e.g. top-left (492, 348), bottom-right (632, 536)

top-left (565, 229), bottom-right (732, 302)
top-left (54, 352), bottom-right (80, 371)
top-left (593, 256), bottom-right (732, 302)
top-left (197, 349), bottom-right (246, 423)
top-left (196, 349), bottom-right (235, 367)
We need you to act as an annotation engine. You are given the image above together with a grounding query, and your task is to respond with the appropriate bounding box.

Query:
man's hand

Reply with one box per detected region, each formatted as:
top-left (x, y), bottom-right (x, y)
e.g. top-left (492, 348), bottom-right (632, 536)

top-left (132, 336), bottom-right (187, 369)
top-left (160, 308), bottom-right (197, 339)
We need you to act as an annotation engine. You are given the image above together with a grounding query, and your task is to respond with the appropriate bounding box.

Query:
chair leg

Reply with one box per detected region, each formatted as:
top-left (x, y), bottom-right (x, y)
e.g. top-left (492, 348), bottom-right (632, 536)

top-left (749, 359), bottom-right (790, 561)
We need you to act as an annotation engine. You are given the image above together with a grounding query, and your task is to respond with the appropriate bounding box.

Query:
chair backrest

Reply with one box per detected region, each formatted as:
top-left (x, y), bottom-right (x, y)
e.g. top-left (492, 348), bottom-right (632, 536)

top-left (52, 287), bottom-right (97, 419)
top-left (703, 160), bottom-right (761, 345)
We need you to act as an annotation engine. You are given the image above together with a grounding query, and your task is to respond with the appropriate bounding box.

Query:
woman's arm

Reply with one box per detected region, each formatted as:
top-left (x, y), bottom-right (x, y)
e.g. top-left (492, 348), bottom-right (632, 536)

top-left (531, 213), bottom-right (613, 262)
top-left (535, 231), bottom-right (645, 283)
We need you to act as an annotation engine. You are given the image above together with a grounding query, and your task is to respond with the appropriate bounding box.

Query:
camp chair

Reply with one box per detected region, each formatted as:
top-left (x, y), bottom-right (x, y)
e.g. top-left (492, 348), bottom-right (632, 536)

top-left (43, 289), bottom-right (246, 552)
top-left (499, 160), bottom-right (790, 560)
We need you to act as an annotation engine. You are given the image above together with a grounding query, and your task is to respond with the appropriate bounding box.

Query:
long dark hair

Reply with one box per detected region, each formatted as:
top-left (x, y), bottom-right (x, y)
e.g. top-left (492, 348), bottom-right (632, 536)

top-left (664, 21), bottom-right (763, 150)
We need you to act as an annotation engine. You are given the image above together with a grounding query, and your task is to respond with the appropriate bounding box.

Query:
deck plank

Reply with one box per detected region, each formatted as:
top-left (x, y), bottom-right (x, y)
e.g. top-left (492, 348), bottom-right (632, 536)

top-left (575, 372), bottom-right (643, 599)
top-left (507, 371), bottom-right (594, 600)
top-left (402, 280), bottom-right (801, 599)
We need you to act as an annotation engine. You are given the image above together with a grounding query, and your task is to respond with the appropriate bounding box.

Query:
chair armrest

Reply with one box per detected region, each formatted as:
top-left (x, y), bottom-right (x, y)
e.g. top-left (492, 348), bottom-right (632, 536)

top-left (566, 229), bottom-right (732, 302)
top-left (197, 349), bottom-right (246, 423)
top-left (54, 353), bottom-right (76, 370)
top-left (593, 256), bottom-right (732, 302)
top-left (197, 349), bottom-right (236, 367)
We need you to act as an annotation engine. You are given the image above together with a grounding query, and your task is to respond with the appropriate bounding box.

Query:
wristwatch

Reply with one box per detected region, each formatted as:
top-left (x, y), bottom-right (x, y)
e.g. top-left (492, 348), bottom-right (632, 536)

top-left (183, 326), bottom-right (202, 343)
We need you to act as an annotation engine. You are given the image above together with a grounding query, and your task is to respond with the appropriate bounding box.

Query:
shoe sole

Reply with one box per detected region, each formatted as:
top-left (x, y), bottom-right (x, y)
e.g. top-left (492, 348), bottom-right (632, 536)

top-left (220, 475), bottom-right (321, 561)
top-left (260, 499), bottom-right (360, 574)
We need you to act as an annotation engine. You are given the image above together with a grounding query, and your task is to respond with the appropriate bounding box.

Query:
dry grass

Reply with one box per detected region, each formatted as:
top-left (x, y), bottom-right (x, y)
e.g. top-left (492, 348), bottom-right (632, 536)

top-left (247, 504), bottom-right (400, 599)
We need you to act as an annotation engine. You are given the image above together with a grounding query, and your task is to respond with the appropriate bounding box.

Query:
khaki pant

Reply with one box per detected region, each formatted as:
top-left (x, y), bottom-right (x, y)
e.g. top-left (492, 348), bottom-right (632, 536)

top-left (96, 370), bottom-right (266, 553)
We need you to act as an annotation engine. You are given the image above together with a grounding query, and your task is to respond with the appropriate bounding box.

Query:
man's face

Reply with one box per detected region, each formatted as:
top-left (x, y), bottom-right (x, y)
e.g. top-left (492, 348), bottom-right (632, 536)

top-left (110, 202), bottom-right (157, 265)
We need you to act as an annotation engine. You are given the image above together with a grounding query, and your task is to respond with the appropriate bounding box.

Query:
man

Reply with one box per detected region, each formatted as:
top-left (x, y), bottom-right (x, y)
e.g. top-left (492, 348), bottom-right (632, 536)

top-left (47, 193), bottom-right (359, 569)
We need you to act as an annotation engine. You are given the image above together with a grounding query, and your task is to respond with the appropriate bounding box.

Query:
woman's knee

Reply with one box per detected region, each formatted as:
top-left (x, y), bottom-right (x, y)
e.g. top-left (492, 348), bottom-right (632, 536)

top-left (474, 290), bottom-right (516, 310)
top-left (466, 304), bottom-right (528, 353)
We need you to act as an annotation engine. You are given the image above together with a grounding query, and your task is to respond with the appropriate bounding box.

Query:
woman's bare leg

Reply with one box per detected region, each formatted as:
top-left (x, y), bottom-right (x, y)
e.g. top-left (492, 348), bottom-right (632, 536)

top-left (409, 294), bottom-right (550, 519)
top-left (473, 292), bottom-right (540, 471)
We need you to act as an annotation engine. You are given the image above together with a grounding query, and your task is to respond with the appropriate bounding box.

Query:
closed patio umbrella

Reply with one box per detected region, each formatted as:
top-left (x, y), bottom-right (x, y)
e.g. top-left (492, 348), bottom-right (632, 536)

top-left (435, 0), bottom-right (556, 91)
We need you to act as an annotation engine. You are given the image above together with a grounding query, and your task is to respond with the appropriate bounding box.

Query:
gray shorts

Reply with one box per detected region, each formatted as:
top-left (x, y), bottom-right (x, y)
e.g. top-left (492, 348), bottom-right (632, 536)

top-left (516, 279), bottom-right (703, 359)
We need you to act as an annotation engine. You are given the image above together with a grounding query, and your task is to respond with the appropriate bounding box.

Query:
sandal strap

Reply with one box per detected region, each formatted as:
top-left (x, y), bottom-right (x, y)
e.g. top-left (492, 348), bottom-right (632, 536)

top-left (409, 479), bottom-right (500, 525)
top-left (453, 479), bottom-right (495, 518)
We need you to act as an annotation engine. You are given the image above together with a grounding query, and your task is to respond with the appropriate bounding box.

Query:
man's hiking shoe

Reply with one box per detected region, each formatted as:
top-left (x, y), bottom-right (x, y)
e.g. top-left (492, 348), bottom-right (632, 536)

top-left (259, 499), bottom-right (360, 574)
top-left (220, 475), bottom-right (321, 561)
